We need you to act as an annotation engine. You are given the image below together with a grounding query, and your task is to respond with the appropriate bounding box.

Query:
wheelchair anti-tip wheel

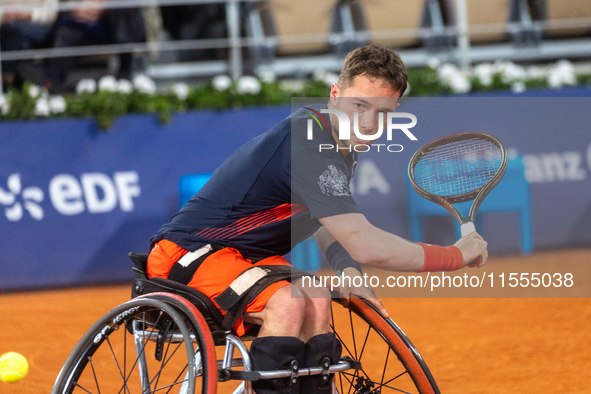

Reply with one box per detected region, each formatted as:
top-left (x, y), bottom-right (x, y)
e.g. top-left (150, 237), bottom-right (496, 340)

top-left (51, 295), bottom-right (217, 394)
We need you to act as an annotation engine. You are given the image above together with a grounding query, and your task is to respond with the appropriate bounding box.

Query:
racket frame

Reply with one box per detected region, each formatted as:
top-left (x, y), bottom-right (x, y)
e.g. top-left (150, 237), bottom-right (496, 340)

top-left (408, 132), bottom-right (508, 235)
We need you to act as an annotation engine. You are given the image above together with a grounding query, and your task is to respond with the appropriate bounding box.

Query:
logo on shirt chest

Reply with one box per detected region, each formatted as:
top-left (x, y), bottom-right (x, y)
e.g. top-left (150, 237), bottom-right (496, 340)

top-left (318, 165), bottom-right (351, 196)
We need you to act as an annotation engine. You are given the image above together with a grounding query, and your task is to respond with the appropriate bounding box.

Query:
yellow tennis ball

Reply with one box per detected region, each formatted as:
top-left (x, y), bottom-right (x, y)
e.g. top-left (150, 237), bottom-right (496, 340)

top-left (0, 352), bottom-right (29, 383)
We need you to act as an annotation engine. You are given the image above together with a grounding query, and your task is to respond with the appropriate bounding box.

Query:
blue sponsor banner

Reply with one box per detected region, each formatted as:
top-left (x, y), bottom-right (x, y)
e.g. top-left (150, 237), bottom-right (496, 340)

top-left (1, 90), bottom-right (590, 290)
top-left (0, 109), bottom-right (289, 290)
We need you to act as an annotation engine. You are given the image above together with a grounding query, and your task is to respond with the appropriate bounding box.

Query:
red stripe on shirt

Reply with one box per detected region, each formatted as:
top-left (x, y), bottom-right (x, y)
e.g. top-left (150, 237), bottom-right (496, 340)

top-left (196, 203), bottom-right (308, 240)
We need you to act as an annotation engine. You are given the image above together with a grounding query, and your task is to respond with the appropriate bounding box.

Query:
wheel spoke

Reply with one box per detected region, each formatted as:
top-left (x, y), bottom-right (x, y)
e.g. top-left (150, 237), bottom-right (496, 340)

top-left (164, 363), bottom-right (189, 394)
top-left (56, 298), bottom-right (206, 394)
top-left (106, 337), bottom-right (127, 383)
top-left (148, 340), bottom-right (188, 394)
top-left (380, 347), bottom-right (391, 388)
top-left (358, 325), bottom-right (372, 362)
top-left (120, 312), bottom-right (164, 393)
top-left (330, 299), bottom-right (438, 394)
top-left (382, 370), bottom-right (410, 387)
top-left (349, 310), bottom-right (357, 360)
top-left (150, 329), bottom-right (183, 391)
top-left (123, 322), bottom-right (129, 394)
top-left (74, 382), bottom-right (95, 394)
top-left (88, 357), bottom-right (102, 394)
top-left (147, 380), bottom-right (190, 394)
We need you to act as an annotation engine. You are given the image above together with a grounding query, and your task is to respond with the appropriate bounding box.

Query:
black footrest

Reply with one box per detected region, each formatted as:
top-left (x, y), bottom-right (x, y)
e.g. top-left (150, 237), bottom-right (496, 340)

top-left (219, 369), bottom-right (261, 382)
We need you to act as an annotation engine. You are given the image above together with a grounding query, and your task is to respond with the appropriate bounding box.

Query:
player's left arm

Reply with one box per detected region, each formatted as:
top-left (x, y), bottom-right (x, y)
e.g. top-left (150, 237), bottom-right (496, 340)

top-left (314, 226), bottom-right (388, 317)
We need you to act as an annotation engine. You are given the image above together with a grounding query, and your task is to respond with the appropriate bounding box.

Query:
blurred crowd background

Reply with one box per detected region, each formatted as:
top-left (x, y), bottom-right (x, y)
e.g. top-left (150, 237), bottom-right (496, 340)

top-left (2, 0), bottom-right (591, 94)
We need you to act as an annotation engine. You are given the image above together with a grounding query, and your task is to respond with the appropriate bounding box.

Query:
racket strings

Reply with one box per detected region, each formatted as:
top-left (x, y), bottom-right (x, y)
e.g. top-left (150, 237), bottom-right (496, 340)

top-left (413, 139), bottom-right (503, 196)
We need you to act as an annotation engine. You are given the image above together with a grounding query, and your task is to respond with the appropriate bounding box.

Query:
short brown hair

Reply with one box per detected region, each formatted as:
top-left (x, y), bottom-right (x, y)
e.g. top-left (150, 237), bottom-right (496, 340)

top-left (338, 45), bottom-right (407, 95)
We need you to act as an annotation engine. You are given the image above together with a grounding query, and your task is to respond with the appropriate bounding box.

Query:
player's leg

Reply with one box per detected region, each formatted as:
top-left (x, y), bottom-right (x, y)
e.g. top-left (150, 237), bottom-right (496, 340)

top-left (241, 283), bottom-right (305, 394)
top-left (245, 282), bottom-right (340, 394)
top-left (147, 243), bottom-right (339, 393)
top-left (294, 280), bottom-right (341, 394)
top-left (293, 277), bottom-right (332, 341)
top-left (243, 283), bottom-right (306, 337)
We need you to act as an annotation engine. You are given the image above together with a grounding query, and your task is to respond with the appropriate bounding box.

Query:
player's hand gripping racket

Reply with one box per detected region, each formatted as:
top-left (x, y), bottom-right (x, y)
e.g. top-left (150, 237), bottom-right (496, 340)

top-left (408, 132), bottom-right (507, 267)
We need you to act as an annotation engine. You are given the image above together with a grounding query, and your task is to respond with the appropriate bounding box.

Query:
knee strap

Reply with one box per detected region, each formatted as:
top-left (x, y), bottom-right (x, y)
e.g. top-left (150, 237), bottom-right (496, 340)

top-left (250, 336), bottom-right (305, 394)
top-left (214, 265), bottom-right (309, 331)
top-left (301, 332), bottom-right (342, 394)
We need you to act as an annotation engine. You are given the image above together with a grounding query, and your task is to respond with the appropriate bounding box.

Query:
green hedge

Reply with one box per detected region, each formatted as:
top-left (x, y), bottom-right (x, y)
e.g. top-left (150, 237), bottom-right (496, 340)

top-left (1, 60), bottom-right (589, 129)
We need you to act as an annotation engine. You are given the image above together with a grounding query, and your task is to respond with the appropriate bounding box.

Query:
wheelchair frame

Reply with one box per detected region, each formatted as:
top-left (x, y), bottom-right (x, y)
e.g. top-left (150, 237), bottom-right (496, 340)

top-left (51, 255), bottom-right (441, 394)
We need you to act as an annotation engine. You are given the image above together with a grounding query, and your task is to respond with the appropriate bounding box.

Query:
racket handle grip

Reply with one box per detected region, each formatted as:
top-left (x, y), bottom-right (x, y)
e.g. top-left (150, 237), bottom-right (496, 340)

top-left (468, 256), bottom-right (481, 267)
top-left (460, 222), bottom-right (476, 237)
top-left (461, 222), bottom-right (481, 267)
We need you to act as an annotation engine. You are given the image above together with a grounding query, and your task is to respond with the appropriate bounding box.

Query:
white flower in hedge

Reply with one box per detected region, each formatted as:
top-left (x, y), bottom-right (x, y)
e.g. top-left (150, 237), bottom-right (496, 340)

top-left (313, 68), bottom-right (339, 86)
top-left (259, 69), bottom-right (276, 83)
top-left (0, 94), bottom-right (9, 115)
top-left (436, 63), bottom-right (460, 86)
top-left (437, 63), bottom-right (458, 79)
top-left (554, 60), bottom-right (576, 85)
top-left (212, 75), bottom-right (232, 91)
top-left (98, 75), bottom-right (118, 92)
top-left (279, 79), bottom-right (304, 93)
top-left (133, 74), bottom-right (157, 94)
top-left (511, 81), bottom-right (526, 94)
top-left (117, 79), bottom-right (133, 94)
top-left (28, 84), bottom-right (41, 98)
top-left (171, 82), bottom-right (190, 100)
top-left (526, 65), bottom-right (546, 80)
top-left (426, 57), bottom-right (441, 70)
top-left (473, 63), bottom-right (495, 86)
top-left (448, 73), bottom-right (471, 94)
top-left (437, 63), bottom-right (471, 93)
top-left (49, 95), bottom-right (67, 114)
top-left (237, 75), bottom-right (261, 95)
top-left (547, 72), bottom-right (563, 89)
top-left (547, 60), bottom-right (576, 89)
top-left (76, 79), bottom-right (97, 94)
top-left (496, 61), bottom-right (526, 84)
top-left (322, 72), bottom-right (339, 86)
top-left (34, 97), bottom-right (50, 117)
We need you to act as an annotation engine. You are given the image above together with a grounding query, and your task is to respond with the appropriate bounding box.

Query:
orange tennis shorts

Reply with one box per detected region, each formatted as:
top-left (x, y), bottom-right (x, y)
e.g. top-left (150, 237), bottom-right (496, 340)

top-left (147, 239), bottom-right (291, 336)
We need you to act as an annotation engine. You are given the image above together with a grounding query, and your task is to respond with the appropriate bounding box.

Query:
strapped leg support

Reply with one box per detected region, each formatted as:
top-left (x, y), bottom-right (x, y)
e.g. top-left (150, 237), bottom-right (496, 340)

top-left (250, 336), bottom-right (305, 394)
top-left (301, 332), bottom-right (342, 394)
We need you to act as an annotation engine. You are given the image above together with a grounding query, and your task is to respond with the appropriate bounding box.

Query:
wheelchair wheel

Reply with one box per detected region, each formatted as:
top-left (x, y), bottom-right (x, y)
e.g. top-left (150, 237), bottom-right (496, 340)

top-left (51, 296), bottom-right (217, 394)
top-left (331, 296), bottom-right (440, 394)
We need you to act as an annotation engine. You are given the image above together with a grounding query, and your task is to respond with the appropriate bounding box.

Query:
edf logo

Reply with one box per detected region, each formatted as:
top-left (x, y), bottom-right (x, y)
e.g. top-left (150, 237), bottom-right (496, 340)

top-left (0, 171), bottom-right (141, 221)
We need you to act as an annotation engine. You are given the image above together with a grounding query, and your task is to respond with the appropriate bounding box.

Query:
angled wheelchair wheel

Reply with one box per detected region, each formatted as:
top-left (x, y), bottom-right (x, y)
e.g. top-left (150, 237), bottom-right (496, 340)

top-left (331, 296), bottom-right (440, 394)
top-left (51, 296), bottom-right (217, 394)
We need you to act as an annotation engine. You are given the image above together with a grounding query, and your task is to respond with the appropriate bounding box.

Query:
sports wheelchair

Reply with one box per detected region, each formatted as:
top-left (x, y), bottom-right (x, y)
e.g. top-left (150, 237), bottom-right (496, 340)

top-left (51, 253), bottom-right (440, 394)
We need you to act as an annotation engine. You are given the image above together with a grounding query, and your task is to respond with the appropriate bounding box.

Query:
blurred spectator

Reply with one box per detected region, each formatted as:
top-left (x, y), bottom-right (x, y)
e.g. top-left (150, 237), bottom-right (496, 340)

top-left (160, 3), bottom-right (227, 61)
top-left (0, 0), bottom-right (58, 89)
top-left (48, 0), bottom-right (146, 91)
top-left (17, 0), bottom-right (149, 92)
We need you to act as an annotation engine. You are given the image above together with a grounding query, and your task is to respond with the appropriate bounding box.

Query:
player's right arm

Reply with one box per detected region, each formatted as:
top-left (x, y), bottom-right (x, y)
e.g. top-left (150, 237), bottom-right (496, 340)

top-left (318, 212), bottom-right (488, 271)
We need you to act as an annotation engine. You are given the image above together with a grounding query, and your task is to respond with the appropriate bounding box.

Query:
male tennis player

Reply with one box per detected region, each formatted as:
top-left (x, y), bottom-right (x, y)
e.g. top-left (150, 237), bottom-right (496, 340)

top-left (147, 45), bottom-right (488, 394)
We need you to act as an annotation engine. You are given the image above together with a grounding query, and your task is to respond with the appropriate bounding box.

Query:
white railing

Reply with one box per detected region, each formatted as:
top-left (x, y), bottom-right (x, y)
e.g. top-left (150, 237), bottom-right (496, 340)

top-left (2, 0), bottom-right (591, 92)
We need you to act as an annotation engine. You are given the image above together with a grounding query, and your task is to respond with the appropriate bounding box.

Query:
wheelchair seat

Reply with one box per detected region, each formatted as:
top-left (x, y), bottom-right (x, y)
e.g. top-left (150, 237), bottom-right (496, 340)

top-left (128, 252), bottom-right (261, 344)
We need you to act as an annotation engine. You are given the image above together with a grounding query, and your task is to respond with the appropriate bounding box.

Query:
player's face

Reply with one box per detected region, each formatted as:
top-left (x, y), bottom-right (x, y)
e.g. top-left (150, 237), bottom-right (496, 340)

top-left (328, 75), bottom-right (401, 152)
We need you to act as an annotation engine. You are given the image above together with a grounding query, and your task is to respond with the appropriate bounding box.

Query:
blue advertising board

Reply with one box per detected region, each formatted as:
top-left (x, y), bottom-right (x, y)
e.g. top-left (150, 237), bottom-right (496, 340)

top-left (1, 90), bottom-right (590, 290)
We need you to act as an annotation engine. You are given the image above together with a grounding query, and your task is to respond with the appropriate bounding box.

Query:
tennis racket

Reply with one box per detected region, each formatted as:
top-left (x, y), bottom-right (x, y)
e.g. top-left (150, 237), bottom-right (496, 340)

top-left (408, 132), bottom-right (507, 267)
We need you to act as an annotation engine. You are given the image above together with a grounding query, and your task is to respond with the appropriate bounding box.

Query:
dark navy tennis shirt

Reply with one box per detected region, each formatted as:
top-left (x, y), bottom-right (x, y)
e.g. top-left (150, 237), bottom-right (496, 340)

top-left (150, 105), bottom-right (360, 258)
